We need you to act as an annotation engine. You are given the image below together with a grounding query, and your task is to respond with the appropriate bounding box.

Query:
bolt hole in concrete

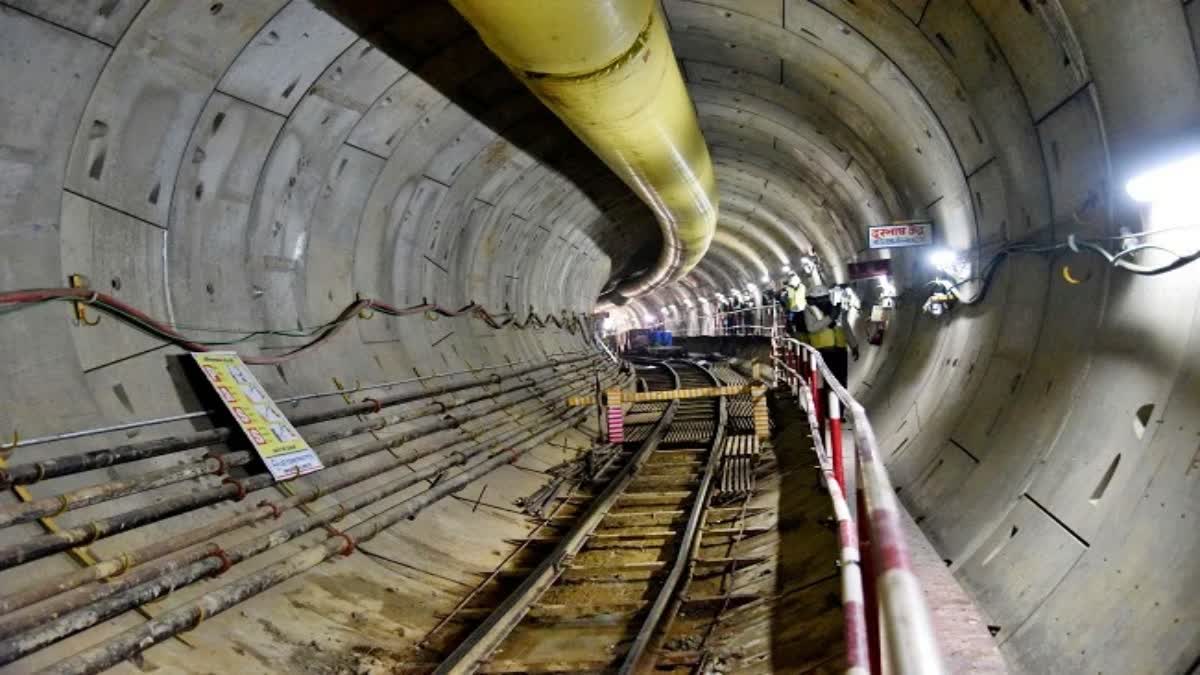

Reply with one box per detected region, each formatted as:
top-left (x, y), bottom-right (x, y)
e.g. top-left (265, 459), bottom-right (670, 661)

top-left (209, 2), bottom-right (223, 16)
top-left (110, 277), bottom-right (121, 291)
top-left (1133, 403), bottom-right (1155, 439)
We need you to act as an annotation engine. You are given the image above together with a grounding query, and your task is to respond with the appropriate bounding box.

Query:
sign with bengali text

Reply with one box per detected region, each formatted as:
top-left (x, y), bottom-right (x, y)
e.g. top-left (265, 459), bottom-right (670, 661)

top-left (868, 222), bottom-right (933, 249)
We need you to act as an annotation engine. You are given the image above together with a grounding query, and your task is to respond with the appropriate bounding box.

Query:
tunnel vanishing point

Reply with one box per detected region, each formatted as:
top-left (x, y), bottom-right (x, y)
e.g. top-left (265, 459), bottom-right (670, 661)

top-left (0, 0), bottom-right (1198, 673)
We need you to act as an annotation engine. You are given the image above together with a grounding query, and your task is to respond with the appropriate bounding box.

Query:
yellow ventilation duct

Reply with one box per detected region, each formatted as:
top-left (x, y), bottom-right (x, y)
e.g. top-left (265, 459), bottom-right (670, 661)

top-left (449, 0), bottom-right (718, 301)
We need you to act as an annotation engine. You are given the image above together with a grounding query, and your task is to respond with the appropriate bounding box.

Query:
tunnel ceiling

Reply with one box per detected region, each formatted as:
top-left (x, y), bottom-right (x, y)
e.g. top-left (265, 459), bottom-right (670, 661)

top-left (2, 0), bottom-right (1200, 673)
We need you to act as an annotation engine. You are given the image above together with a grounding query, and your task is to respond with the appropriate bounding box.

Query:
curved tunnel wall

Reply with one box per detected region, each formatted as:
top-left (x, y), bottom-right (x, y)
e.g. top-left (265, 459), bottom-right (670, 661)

top-left (1, 0), bottom-right (1199, 673)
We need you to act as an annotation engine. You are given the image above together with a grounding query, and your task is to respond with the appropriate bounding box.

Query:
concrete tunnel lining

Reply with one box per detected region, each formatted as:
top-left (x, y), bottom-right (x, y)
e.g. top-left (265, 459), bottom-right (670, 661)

top-left (1, 0), bottom-right (1199, 673)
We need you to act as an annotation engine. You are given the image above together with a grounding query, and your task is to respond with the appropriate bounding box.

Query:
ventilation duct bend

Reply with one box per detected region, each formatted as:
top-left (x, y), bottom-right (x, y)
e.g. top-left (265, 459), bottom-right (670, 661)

top-left (449, 0), bottom-right (719, 303)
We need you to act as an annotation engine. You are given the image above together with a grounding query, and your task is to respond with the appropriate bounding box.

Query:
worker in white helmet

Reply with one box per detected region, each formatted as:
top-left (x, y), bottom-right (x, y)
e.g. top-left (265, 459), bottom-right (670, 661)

top-left (800, 255), bottom-right (860, 385)
top-left (783, 272), bottom-right (807, 336)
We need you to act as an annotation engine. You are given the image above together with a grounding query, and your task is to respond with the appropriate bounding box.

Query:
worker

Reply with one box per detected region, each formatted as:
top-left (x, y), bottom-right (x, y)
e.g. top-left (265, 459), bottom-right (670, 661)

top-left (783, 273), bottom-right (807, 336)
top-left (798, 255), bottom-right (860, 385)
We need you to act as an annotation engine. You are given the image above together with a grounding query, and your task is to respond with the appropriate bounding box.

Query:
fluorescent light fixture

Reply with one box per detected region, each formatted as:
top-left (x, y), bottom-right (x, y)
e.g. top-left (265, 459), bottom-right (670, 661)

top-left (1127, 151), bottom-right (1200, 204)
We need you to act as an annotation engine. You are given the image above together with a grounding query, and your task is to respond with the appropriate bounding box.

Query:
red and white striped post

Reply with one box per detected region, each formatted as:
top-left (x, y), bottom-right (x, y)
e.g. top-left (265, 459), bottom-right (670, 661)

top-left (810, 355), bottom-right (823, 430)
top-left (828, 390), bottom-right (844, 491)
top-left (857, 461), bottom-right (882, 675)
top-left (831, 476), bottom-right (869, 675)
top-left (605, 388), bottom-right (624, 444)
top-left (795, 345), bottom-right (806, 398)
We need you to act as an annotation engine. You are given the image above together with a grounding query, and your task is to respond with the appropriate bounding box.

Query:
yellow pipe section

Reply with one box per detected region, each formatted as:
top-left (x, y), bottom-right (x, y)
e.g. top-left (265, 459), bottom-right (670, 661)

top-left (449, 0), bottom-right (718, 300)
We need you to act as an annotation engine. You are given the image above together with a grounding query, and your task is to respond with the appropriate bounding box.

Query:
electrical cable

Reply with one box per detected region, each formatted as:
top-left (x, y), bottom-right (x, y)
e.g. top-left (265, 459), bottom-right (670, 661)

top-left (929, 227), bottom-right (1200, 310)
top-left (0, 289), bottom-right (589, 366)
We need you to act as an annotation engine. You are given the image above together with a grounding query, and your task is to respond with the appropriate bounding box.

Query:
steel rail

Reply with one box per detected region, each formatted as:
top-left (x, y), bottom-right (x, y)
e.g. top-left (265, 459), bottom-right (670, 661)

top-left (618, 360), bottom-right (727, 674)
top-left (40, 411), bottom-right (592, 675)
top-left (0, 364), bottom-right (609, 572)
top-left (0, 359), bottom-right (602, 529)
top-left (1, 390), bottom-right (604, 667)
top-left (0, 354), bottom-right (595, 487)
top-left (773, 336), bottom-right (944, 675)
top-left (3, 351), bottom-right (587, 451)
top-left (0, 373), bottom-right (620, 646)
top-left (433, 364), bottom-right (681, 673)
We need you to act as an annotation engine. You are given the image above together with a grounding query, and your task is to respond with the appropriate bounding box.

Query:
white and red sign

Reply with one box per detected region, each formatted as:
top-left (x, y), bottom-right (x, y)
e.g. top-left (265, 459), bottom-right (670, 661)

top-left (193, 352), bottom-right (323, 481)
top-left (868, 222), bottom-right (933, 249)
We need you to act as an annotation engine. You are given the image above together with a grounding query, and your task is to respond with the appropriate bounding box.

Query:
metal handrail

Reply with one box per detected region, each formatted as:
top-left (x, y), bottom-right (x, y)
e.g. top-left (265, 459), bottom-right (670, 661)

top-left (642, 306), bottom-right (785, 338)
top-left (772, 334), bottom-right (945, 675)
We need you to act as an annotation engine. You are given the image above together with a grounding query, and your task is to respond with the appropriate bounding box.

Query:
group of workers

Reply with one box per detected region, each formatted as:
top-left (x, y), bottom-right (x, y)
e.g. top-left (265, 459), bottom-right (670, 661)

top-left (772, 256), bottom-right (860, 385)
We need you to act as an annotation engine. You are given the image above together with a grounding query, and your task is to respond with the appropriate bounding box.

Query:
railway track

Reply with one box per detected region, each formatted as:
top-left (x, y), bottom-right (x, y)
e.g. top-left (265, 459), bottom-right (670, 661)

top-left (420, 359), bottom-right (767, 673)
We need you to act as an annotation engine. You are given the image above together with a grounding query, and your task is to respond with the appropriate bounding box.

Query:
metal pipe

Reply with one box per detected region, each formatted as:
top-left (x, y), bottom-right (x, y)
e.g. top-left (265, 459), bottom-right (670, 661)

top-left (5, 352), bottom-right (586, 451)
top-left (0, 362), bottom-right (608, 571)
top-left (0, 354), bottom-right (593, 487)
top-left (0, 372), bottom-right (622, 643)
top-left (0, 358), bottom-right (601, 529)
top-left (0, 390), bottom-right (602, 666)
top-left (0, 370), bottom-right (618, 633)
top-left (38, 411), bottom-right (591, 675)
top-left (450, 0), bottom-right (718, 301)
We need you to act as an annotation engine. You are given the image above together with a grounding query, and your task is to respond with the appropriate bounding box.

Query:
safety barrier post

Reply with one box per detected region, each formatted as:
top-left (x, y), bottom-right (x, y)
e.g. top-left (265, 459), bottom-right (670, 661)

top-left (605, 388), bottom-right (624, 444)
top-left (810, 358), bottom-right (823, 430)
top-left (828, 391), bottom-right (844, 491)
top-left (857, 461), bottom-right (882, 675)
top-left (751, 385), bottom-right (769, 440)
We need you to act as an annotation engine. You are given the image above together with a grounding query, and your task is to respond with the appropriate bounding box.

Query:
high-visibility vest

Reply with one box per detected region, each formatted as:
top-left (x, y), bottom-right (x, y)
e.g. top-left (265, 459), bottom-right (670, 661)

top-left (785, 285), bottom-right (806, 312)
top-left (808, 326), bottom-right (847, 349)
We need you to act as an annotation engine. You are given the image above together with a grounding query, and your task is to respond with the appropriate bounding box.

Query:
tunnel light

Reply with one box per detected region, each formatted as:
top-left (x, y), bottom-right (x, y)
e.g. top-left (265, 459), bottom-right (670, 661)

top-left (746, 282), bottom-right (758, 292)
top-left (1126, 152), bottom-right (1200, 204)
top-left (928, 248), bottom-right (956, 270)
top-left (781, 264), bottom-right (791, 273)
top-left (761, 273), bottom-right (770, 283)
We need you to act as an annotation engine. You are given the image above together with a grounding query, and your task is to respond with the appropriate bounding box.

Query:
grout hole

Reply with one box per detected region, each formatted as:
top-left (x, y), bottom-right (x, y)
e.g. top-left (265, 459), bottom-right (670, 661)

top-left (1133, 403), bottom-right (1155, 439)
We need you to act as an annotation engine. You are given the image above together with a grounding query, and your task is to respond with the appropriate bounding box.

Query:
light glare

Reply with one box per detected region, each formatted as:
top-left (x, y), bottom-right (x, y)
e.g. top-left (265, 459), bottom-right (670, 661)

top-left (1127, 152), bottom-right (1200, 204)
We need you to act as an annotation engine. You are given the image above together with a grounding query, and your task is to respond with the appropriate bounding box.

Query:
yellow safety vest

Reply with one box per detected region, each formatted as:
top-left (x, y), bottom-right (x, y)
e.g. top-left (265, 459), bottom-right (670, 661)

top-left (786, 286), bottom-right (806, 312)
top-left (805, 327), bottom-right (847, 349)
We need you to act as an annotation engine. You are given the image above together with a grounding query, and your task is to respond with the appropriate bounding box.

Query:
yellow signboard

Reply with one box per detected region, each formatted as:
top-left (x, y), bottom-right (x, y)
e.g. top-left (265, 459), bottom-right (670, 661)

top-left (192, 352), bottom-right (323, 480)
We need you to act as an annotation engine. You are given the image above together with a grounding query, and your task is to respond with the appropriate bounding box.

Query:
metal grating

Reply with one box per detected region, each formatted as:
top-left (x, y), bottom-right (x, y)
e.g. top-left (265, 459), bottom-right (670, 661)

top-left (663, 420), bottom-right (715, 444)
